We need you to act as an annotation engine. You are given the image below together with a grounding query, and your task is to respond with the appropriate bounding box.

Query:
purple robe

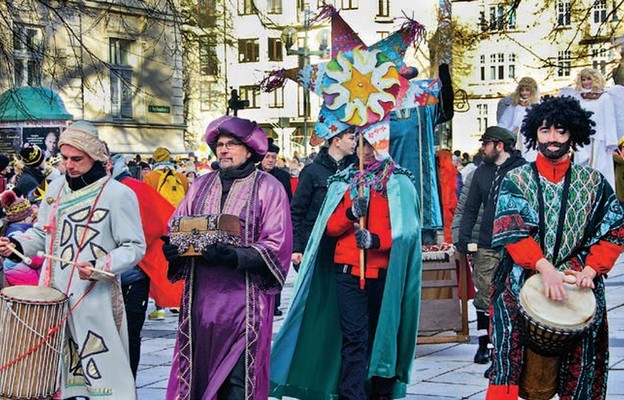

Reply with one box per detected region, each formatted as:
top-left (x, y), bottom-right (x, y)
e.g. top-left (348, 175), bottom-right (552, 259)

top-left (166, 170), bottom-right (293, 400)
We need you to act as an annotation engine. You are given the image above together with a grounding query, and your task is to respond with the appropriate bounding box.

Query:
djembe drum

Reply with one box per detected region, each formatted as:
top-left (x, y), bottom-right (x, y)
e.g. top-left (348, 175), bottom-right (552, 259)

top-left (518, 274), bottom-right (596, 400)
top-left (0, 286), bottom-right (68, 399)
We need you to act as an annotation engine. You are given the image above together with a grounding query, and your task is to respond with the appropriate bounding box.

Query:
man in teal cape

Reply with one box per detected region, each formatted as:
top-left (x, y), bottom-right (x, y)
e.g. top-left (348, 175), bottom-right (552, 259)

top-left (270, 160), bottom-right (422, 399)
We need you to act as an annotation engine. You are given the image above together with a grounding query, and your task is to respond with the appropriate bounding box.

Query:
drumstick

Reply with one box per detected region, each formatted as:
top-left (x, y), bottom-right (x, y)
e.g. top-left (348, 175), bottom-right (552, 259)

top-left (7, 244), bottom-right (32, 266)
top-left (36, 251), bottom-right (115, 278)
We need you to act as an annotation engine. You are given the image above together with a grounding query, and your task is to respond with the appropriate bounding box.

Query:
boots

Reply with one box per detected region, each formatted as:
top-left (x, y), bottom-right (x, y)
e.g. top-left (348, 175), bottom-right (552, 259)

top-left (474, 311), bottom-right (491, 364)
top-left (474, 335), bottom-right (491, 364)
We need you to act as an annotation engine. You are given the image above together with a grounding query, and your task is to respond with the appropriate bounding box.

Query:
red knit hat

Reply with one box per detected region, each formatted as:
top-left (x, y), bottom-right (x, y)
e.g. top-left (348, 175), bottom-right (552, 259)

top-left (1, 191), bottom-right (33, 222)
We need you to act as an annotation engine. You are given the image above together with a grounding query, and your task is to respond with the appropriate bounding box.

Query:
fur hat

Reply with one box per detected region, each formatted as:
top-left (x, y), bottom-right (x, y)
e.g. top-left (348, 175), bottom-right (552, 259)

top-left (1, 191), bottom-right (33, 222)
top-left (204, 116), bottom-right (268, 162)
top-left (19, 147), bottom-right (44, 167)
top-left (153, 147), bottom-right (171, 163)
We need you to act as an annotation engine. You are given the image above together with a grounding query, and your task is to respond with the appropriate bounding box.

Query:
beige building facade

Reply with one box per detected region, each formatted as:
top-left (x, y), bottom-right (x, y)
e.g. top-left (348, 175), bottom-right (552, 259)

top-left (0, 0), bottom-right (186, 155)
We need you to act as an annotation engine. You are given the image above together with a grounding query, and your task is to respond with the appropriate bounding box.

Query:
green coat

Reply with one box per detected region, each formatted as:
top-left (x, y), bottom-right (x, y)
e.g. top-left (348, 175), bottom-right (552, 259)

top-left (270, 166), bottom-right (422, 399)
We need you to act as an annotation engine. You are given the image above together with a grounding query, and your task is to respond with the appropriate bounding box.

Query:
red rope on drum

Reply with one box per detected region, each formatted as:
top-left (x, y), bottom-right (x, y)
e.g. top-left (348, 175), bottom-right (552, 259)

top-left (0, 281), bottom-right (95, 372)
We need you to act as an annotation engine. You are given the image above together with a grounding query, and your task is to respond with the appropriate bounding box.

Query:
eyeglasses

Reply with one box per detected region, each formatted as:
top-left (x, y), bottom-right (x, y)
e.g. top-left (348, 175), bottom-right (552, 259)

top-left (216, 141), bottom-right (244, 150)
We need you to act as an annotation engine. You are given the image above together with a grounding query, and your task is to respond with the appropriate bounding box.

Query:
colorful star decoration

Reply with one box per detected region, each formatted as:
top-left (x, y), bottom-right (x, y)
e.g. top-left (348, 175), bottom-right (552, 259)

top-left (260, 5), bottom-right (426, 159)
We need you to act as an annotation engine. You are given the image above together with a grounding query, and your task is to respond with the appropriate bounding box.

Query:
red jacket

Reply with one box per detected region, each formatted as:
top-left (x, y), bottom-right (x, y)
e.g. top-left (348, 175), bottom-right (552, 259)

top-left (326, 190), bottom-right (392, 279)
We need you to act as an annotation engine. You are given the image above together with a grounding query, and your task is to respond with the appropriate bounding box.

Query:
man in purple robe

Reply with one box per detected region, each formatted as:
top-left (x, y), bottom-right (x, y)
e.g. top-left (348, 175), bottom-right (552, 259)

top-left (161, 115), bottom-right (293, 400)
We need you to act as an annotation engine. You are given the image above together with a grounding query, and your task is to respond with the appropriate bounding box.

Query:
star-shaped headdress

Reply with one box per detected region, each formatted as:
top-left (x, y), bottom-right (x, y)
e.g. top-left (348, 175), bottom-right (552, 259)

top-left (260, 5), bottom-right (425, 159)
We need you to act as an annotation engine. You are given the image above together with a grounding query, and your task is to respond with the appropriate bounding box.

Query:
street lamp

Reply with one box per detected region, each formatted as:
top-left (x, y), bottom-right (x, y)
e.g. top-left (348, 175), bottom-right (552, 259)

top-left (280, 8), bottom-right (328, 155)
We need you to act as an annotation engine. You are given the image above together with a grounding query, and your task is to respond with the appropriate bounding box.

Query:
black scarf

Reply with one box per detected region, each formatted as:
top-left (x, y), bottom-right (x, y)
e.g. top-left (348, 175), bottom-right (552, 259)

top-left (219, 159), bottom-right (255, 207)
top-left (65, 162), bottom-right (107, 191)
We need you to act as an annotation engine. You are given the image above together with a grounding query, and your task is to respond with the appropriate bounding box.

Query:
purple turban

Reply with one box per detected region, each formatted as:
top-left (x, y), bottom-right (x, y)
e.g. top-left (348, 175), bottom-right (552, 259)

top-left (205, 116), bottom-right (268, 162)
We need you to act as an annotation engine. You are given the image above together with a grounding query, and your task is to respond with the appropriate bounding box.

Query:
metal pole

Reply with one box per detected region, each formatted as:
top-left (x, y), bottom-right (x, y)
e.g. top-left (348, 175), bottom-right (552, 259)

top-left (303, 7), bottom-right (310, 156)
top-left (223, 0), bottom-right (228, 114)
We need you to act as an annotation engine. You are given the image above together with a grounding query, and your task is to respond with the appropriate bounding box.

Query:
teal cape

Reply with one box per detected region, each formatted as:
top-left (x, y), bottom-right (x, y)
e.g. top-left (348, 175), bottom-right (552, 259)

top-left (270, 165), bottom-right (422, 399)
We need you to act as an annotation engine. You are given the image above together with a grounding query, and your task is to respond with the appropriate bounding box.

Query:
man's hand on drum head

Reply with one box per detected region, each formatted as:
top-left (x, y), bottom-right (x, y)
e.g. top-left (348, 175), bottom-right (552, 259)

top-left (536, 258), bottom-right (568, 301)
top-left (564, 267), bottom-right (597, 289)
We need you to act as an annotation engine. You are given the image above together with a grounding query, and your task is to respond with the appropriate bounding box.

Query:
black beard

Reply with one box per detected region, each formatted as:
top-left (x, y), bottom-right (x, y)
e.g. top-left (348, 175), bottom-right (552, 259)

top-left (538, 141), bottom-right (571, 160)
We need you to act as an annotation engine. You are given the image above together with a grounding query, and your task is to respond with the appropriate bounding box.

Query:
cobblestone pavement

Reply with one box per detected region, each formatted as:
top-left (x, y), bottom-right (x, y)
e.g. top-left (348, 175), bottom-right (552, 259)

top-left (137, 258), bottom-right (624, 399)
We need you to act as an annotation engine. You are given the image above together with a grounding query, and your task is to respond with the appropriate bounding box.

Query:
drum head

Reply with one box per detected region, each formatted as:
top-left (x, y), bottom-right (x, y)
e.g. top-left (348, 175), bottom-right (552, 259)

top-left (520, 274), bottom-right (596, 330)
top-left (0, 285), bottom-right (67, 303)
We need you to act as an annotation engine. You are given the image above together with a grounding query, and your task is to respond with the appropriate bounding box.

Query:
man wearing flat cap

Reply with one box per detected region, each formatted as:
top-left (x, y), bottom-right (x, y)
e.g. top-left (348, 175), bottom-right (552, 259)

top-left (457, 125), bottom-right (526, 367)
top-left (14, 145), bottom-right (46, 199)
top-left (162, 115), bottom-right (292, 400)
top-left (0, 120), bottom-right (146, 399)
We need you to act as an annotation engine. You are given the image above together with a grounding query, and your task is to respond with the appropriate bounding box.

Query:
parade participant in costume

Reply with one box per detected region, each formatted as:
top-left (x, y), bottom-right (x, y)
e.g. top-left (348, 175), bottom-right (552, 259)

top-left (270, 138), bottom-right (421, 400)
top-left (14, 145), bottom-right (45, 199)
top-left (560, 68), bottom-right (619, 188)
top-left (162, 115), bottom-right (292, 400)
top-left (143, 146), bottom-right (189, 320)
top-left (0, 190), bottom-right (39, 287)
top-left (109, 154), bottom-right (183, 379)
top-left (257, 138), bottom-right (292, 316)
top-left (142, 146), bottom-right (189, 205)
top-left (498, 77), bottom-right (540, 161)
top-left (0, 120), bottom-right (146, 399)
top-left (436, 149), bottom-right (458, 243)
top-left (290, 128), bottom-right (358, 269)
top-left (457, 126), bottom-right (526, 366)
top-left (486, 96), bottom-right (624, 399)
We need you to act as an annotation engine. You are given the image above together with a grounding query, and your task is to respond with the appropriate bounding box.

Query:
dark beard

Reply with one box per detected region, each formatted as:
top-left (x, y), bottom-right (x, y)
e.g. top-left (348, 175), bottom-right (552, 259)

top-left (538, 141), bottom-right (571, 160)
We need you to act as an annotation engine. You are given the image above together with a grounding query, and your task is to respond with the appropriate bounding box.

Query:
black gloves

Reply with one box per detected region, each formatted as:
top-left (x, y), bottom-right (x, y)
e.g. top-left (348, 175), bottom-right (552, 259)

top-left (161, 236), bottom-right (181, 263)
top-left (438, 63), bottom-right (454, 123)
top-left (6, 237), bottom-right (25, 263)
top-left (201, 243), bottom-right (238, 269)
top-left (347, 196), bottom-right (368, 220)
top-left (355, 228), bottom-right (380, 250)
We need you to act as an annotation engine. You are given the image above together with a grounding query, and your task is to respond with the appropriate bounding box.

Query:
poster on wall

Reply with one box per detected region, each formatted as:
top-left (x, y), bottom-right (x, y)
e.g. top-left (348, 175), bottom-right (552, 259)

top-left (0, 128), bottom-right (21, 157)
top-left (23, 127), bottom-right (60, 159)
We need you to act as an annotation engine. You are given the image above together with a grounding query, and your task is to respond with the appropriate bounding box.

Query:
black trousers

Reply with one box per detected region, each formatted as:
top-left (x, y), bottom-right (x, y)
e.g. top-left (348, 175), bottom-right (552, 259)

top-left (122, 277), bottom-right (150, 378)
top-left (335, 270), bottom-right (395, 400)
top-left (217, 353), bottom-right (245, 399)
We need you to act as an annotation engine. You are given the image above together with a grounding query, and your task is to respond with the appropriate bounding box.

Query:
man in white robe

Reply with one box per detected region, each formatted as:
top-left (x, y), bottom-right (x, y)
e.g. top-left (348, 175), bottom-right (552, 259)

top-left (0, 121), bottom-right (146, 400)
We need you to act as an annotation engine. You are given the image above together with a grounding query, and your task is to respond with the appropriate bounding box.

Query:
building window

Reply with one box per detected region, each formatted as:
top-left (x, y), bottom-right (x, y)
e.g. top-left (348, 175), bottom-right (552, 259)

top-left (342, 0), bottom-right (358, 10)
top-left (480, 52), bottom-right (515, 82)
top-left (110, 38), bottom-right (133, 119)
top-left (200, 82), bottom-right (217, 111)
top-left (200, 36), bottom-right (218, 76)
top-left (239, 85), bottom-right (260, 108)
top-left (593, 0), bottom-right (607, 23)
top-left (238, 39), bottom-right (259, 63)
top-left (557, 50), bottom-right (572, 77)
top-left (238, 0), bottom-right (256, 15)
top-left (298, 86), bottom-right (310, 117)
top-left (477, 104), bottom-right (488, 133)
top-left (269, 87), bottom-right (284, 108)
top-left (508, 53), bottom-right (516, 79)
top-left (488, 3), bottom-right (516, 31)
top-left (479, 55), bottom-right (486, 81)
top-left (268, 0), bottom-right (282, 13)
top-left (591, 46), bottom-right (607, 75)
top-left (377, 0), bottom-right (389, 17)
top-left (557, 0), bottom-right (571, 26)
top-left (13, 24), bottom-right (42, 87)
top-left (268, 38), bottom-right (283, 61)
